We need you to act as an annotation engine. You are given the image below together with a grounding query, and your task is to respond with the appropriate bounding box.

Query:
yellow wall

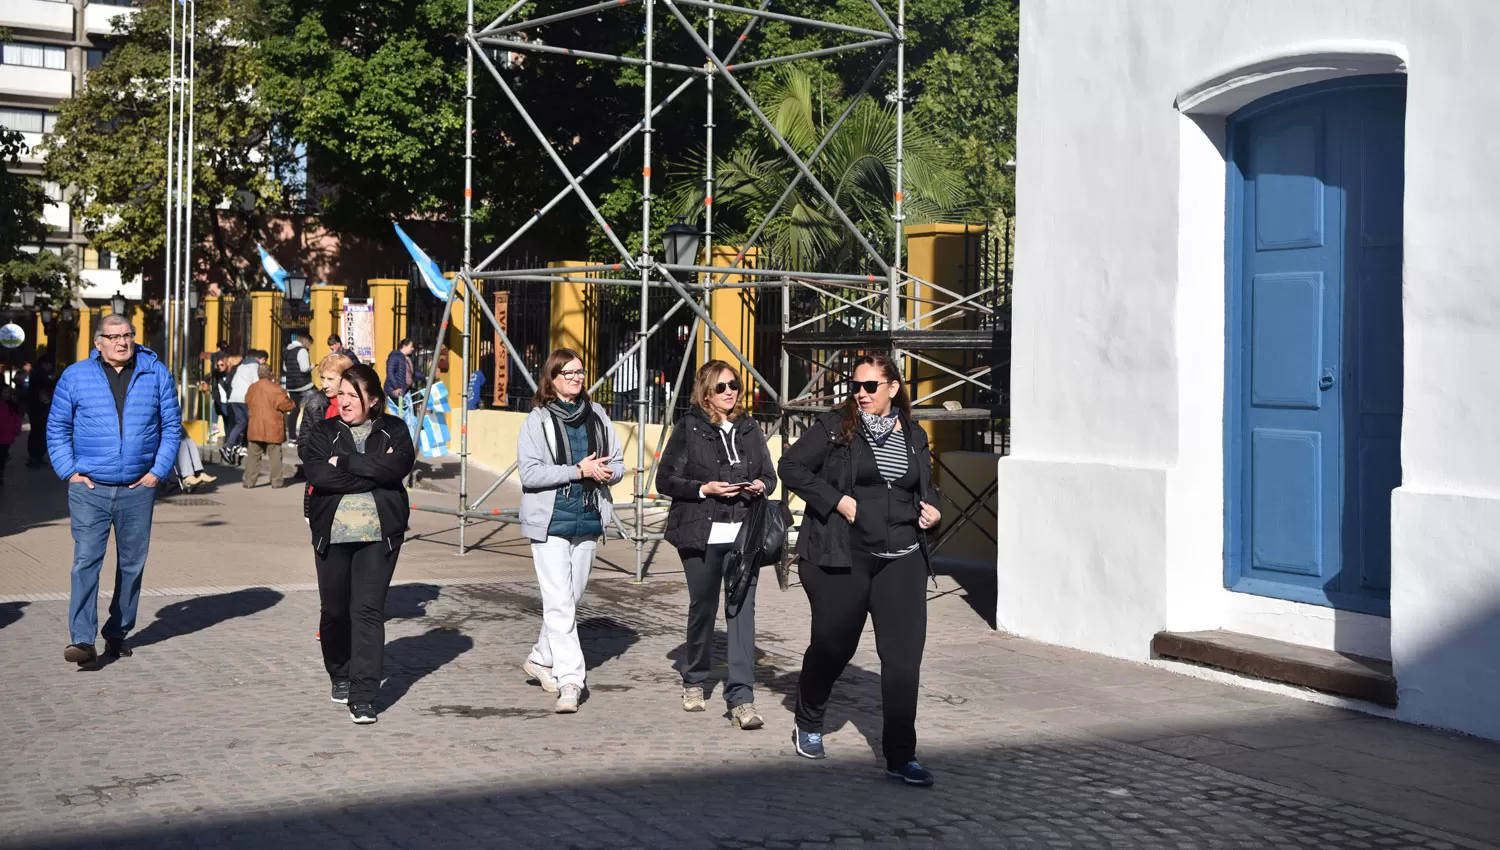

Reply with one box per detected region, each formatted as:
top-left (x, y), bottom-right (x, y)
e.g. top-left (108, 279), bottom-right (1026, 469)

top-left (310, 284), bottom-right (346, 367)
top-left (367, 279), bottom-right (406, 387)
top-left (906, 223), bottom-right (984, 457)
top-left (249, 290), bottom-right (283, 373)
top-left (203, 296), bottom-right (224, 354)
top-left (707, 246), bottom-right (758, 389)
top-left (75, 307), bottom-right (94, 363)
top-left (130, 305), bottom-right (147, 344)
top-left (549, 261), bottom-right (591, 360)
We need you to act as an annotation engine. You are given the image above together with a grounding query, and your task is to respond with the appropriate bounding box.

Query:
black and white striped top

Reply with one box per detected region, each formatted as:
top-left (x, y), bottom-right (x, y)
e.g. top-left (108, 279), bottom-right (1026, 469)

top-left (867, 430), bottom-right (909, 483)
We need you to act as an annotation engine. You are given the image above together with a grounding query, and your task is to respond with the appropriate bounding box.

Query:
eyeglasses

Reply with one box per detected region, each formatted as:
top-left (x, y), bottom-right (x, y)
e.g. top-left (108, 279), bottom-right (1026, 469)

top-left (714, 380), bottom-right (741, 394)
top-left (853, 379), bottom-right (890, 394)
top-left (99, 332), bottom-right (136, 343)
top-left (557, 369), bottom-right (586, 379)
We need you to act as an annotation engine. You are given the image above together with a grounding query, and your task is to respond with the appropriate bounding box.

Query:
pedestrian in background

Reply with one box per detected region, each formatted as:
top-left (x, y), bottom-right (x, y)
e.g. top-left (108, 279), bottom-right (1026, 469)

top-left (517, 348), bottom-right (624, 714)
top-left (327, 335), bottom-right (360, 366)
top-left (283, 333), bottom-right (315, 443)
top-left (0, 383), bottom-right (23, 485)
top-left (656, 360), bottom-right (775, 729)
top-left (777, 352), bottom-right (942, 787)
top-left (48, 315), bottom-right (181, 666)
top-left (301, 363), bottom-right (416, 724)
top-left (211, 353), bottom-right (239, 454)
top-left (383, 338), bottom-right (423, 405)
top-left (24, 358), bottom-right (53, 468)
top-left (244, 363), bottom-right (295, 489)
top-left (224, 350), bottom-right (264, 461)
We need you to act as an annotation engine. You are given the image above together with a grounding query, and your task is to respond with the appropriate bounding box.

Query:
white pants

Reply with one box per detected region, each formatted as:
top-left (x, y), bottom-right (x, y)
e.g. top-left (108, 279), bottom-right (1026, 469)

top-left (528, 535), bottom-right (598, 687)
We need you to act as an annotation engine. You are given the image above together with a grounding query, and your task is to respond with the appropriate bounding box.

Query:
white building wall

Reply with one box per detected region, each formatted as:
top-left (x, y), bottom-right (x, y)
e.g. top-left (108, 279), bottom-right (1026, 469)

top-left (1003, 0), bottom-right (1500, 740)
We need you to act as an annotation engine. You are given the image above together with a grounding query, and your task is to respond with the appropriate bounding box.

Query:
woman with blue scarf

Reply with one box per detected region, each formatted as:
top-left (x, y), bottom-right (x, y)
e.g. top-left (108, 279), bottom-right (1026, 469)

top-left (516, 348), bottom-right (625, 714)
top-left (777, 353), bottom-right (943, 786)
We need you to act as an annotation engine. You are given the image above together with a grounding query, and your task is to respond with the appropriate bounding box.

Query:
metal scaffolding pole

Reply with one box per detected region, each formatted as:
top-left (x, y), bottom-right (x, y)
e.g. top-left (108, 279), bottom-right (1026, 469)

top-left (179, 0), bottom-right (196, 403)
top-left (635, 0), bottom-right (656, 582)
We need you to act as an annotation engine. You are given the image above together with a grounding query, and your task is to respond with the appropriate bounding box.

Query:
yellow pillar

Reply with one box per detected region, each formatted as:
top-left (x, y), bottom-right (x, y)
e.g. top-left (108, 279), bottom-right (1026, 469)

top-left (130, 305), bottom-right (148, 349)
top-left (33, 314), bottom-right (49, 361)
top-left (905, 223), bottom-right (983, 457)
top-left (249, 290), bottom-right (283, 374)
top-left (367, 279), bottom-right (407, 388)
top-left (309, 284), bottom-right (346, 369)
top-left (203, 296), bottom-right (225, 354)
top-left (75, 307), bottom-right (94, 363)
top-left (708, 245), bottom-right (758, 388)
top-left (549, 261), bottom-right (591, 359)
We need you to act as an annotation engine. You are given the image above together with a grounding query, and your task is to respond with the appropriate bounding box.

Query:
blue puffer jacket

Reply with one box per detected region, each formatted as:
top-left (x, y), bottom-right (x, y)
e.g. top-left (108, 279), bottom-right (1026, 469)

top-left (48, 347), bottom-right (182, 485)
top-left (547, 402), bottom-right (604, 538)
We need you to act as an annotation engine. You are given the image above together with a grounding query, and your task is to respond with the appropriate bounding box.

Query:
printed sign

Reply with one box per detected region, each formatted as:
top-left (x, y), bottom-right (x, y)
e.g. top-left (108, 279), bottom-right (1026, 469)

top-left (342, 300), bottom-right (375, 363)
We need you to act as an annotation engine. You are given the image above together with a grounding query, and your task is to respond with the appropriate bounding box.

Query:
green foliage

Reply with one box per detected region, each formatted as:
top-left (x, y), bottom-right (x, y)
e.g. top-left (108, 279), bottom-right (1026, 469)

top-left (1, 248), bottom-right (80, 308)
top-left (42, 0), bottom-right (289, 283)
top-left (0, 129), bottom-right (48, 264)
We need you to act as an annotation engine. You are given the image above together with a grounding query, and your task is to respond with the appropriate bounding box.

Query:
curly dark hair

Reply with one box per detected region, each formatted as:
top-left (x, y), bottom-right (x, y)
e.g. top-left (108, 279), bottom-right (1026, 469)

top-left (836, 352), bottom-right (912, 444)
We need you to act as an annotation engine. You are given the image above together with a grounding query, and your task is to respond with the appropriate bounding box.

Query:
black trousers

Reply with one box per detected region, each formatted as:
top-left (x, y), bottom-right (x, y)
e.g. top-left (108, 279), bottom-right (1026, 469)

top-left (0, 442), bottom-right (10, 478)
top-left (676, 543), bottom-right (758, 707)
top-left (27, 410), bottom-right (46, 462)
top-left (316, 539), bottom-right (401, 704)
top-left (795, 548), bottom-right (928, 769)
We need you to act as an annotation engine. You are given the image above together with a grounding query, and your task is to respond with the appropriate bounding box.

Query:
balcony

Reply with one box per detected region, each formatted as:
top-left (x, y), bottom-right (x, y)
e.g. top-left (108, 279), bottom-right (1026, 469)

top-left (0, 0), bottom-right (74, 37)
top-left (17, 132), bottom-right (47, 165)
top-left (85, 3), bottom-right (139, 36)
top-left (79, 270), bottom-right (141, 302)
top-left (42, 199), bottom-right (71, 232)
top-left (0, 64), bottom-right (73, 100)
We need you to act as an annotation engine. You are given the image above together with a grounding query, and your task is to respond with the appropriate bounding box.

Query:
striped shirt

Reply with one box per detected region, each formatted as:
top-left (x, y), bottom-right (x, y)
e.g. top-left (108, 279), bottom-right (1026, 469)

top-left (863, 427), bottom-right (920, 558)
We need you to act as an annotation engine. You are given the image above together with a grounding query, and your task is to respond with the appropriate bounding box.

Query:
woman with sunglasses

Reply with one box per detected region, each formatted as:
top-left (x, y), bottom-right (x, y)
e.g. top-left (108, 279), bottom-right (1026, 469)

top-left (777, 352), bottom-right (942, 786)
top-left (656, 361), bottom-right (776, 729)
top-left (517, 348), bottom-right (625, 714)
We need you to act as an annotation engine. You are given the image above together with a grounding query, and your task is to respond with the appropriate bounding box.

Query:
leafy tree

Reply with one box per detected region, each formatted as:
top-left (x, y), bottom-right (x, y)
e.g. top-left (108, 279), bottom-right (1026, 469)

top-left (42, 0), bottom-right (294, 285)
top-left (0, 129), bottom-right (76, 306)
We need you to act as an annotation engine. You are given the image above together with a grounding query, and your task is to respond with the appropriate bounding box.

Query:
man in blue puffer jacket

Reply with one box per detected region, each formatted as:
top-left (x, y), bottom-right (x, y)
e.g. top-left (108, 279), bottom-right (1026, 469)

top-left (48, 314), bottom-right (181, 666)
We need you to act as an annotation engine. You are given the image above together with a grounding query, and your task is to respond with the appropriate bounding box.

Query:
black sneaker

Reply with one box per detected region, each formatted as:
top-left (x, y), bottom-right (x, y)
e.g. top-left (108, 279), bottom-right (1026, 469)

top-left (792, 725), bottom-right (826, 759)
top-left (349, 703), bottom-right (377, 724)
top-left (63, 643), bottom-right (97, 665)
top-left (330, 679), bottom-right (351, 704)
top-left (886, 760), bottom-right (935, 787)
top-left (103, 638), bottom-right (132, 658)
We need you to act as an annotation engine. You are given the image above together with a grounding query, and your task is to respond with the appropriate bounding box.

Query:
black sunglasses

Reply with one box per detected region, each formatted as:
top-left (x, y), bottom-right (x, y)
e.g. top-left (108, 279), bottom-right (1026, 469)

top-left (714, 380), bottom-right (741, 394)
top-left (852, 379), bottom-right (890, 394)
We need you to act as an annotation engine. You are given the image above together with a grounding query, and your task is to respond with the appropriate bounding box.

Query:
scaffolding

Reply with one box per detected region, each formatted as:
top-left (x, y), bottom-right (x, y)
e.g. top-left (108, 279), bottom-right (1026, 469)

top-left (410, 0), bottom-right (1004, 579)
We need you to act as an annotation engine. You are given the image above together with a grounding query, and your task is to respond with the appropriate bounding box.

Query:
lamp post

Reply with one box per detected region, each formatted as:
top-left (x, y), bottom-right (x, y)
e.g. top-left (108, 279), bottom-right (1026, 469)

top-left (110, 291), bottom-right (127, 317)
top-left (286, 268), bottom-right (307, 326)
top-left (20, 285), bottom-right (37, 310)
top-left (662, 217), bottom-right (703, 268)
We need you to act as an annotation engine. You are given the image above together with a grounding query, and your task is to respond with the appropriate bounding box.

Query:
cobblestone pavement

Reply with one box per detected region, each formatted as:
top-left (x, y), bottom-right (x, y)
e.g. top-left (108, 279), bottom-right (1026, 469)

top-left (2, 454), bottom-right (1499, 848)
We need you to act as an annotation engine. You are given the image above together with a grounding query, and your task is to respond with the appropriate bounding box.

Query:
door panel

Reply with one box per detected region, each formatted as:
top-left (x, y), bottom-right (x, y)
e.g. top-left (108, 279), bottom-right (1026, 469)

top-left (1227, 77), bottom-right (1404, 617)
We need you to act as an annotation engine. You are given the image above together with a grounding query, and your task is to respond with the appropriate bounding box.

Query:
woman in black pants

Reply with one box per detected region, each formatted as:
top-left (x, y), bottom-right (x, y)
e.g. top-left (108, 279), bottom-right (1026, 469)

top-left (301, 364), bottom-right (416, 725)
top-left (657, 360), bottom-right (776, 729)
top-left (777, 352), bottom-right (942, 786)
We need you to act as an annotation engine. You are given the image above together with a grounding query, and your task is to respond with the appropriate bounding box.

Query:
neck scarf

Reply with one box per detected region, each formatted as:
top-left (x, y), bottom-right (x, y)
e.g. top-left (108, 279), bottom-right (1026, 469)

top-left (546, 398), bottom-right (604, 510)
top-left (860, 409), bottom-right (900, 446)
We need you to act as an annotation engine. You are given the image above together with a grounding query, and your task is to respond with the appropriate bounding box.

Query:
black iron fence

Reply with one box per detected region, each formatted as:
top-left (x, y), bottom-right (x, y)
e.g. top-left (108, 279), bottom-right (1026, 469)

top-left (958, 222), bottom-right (1014, 455)
top-left (477, 278), bottom-right (551, 411)
top-left (587, 282), bottom-right (693, 425)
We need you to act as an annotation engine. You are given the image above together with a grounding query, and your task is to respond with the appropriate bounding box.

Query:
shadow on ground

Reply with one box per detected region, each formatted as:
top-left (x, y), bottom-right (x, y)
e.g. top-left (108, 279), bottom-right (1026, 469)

top-left (379, 627), bottom-right (473, 710)
top-left (0, 601), bottom-right (28, 630)
top-left (127, 587), bottom-right (285, 650)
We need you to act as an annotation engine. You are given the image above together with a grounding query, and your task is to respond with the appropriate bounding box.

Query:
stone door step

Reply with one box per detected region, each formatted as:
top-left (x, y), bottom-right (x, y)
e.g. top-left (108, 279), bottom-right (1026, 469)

top-left (1152, 629), bottom-right (1397, 707)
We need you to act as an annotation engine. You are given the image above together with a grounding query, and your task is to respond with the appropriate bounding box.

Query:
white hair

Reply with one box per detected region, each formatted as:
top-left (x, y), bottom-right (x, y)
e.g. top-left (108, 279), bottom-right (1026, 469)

top-left (94, 314), bottom-right (133, 339)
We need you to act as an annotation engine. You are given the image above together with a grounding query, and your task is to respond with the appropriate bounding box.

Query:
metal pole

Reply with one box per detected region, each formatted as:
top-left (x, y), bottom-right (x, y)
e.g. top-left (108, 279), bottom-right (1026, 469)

top-left (459, 0), bottom-right (476, 556)
top-left (892, 0), bottom-right (906, 338)
top-left (669, 0), bottom-right (890, 40)
top-left (703, 5), bottom-right (714, 301)
top-left (476, 37), bottom-right (703, 74)
top-left (717, 38), bottom-right (893, 72)
top-left (161, 0), bottom-right (177, 353)
top-left (486, 0), bottom-right (641, 37)
top-left (180, 0), bottom-right (196, 402)
top-left (635, 0), bottom-right (655, 582)
top-left (780, 276), bottom-right (790, 433)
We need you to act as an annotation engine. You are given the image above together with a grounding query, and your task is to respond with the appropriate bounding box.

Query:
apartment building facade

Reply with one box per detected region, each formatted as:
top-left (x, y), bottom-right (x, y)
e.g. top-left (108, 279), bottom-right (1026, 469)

top-left (1, 0), bottom-right (141, 306)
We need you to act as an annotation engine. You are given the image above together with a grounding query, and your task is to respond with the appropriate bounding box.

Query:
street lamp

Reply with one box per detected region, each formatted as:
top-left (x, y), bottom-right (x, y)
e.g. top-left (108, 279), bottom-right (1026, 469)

top-left (110, 291), bottom-right (127, 316)
top-left (61, 305), bottom-right (75, 324)
top-left (662, 217), bottom-right (703, 267)
top-left (20, 285), bottom-right (37, 310)
top-left (40, 306), bottom-right (53, 325)
top-left (286, 269), bottom-right (307, 303)
top-left (188, 286), bottom-right (199, 311)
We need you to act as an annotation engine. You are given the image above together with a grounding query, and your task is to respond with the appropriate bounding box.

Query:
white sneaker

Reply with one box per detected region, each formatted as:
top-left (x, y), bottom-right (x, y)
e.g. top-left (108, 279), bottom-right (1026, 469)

top-left (555, 684), bottom-right (581, 714)
top-left (524, 660), bottom-right (559, 693)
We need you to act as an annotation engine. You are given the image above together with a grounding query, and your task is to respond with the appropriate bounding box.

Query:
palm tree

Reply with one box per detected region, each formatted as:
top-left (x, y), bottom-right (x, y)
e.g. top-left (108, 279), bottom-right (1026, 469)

top-left (667, 68), bottom-right (966, 274)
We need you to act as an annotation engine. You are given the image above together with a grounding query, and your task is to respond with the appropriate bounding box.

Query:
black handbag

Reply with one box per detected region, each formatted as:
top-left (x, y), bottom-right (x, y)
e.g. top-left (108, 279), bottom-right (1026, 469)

top-left (724, 497), bottom-right (791, 612)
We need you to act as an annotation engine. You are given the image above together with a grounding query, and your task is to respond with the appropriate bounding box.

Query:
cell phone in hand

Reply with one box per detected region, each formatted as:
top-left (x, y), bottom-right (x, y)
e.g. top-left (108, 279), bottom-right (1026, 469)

top-left (727, 481), bottom-right (756, 488)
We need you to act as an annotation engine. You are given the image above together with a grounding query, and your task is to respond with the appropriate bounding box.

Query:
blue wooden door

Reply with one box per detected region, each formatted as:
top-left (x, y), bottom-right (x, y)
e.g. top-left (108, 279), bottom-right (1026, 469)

top-left (1226, 77), bottom-right (1405, 617)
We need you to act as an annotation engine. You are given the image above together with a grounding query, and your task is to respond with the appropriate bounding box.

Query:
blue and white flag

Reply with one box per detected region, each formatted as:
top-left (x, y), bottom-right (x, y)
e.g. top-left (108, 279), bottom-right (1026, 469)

top-left (426, 380), bottom-right (452, 413)
top-left (256, 244), bottom-right (289, 293)
top-left (419, 411), bottom-right (451, 458)
top-left (394, 223), bottom-right (452, 300)
top-left (389, 394), bottom-right (418, 439)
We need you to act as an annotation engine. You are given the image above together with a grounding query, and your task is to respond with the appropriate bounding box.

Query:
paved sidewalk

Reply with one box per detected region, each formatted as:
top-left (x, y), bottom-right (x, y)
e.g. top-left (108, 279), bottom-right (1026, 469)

top-left (1, 457), bottom-right (1498, 849)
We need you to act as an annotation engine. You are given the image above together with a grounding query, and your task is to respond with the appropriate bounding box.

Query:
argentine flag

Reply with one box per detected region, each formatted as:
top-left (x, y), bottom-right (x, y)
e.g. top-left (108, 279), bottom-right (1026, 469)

top-left (256, 244), bottom-right (289, 293)
top-left (419, 411), bottom-right (451, 458)
top-left (426, 380), bottom-right (452, 413)
top-left (394, 223), bottom-right (452, 300)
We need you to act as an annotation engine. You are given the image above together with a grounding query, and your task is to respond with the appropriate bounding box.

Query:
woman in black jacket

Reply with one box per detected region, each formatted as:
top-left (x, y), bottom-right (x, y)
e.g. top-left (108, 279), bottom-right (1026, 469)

top-left (300, 364), bottom-right (416, 725)
top-left (657, 360), bottom-right (776, 729)
top-left (777, 352), bottom-right (942, 786)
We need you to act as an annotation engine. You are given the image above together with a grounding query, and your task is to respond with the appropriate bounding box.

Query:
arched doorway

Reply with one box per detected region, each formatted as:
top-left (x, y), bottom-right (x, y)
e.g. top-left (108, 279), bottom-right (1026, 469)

top-left (1224, 75), bottom-right (1405, 617)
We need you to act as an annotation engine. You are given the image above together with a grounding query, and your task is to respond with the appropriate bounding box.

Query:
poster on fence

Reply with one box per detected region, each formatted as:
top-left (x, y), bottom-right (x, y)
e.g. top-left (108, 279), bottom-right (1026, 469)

top-left (342, 300), bottom-right (375, 363)
top-left (492, 291), bottom-right (509, 407)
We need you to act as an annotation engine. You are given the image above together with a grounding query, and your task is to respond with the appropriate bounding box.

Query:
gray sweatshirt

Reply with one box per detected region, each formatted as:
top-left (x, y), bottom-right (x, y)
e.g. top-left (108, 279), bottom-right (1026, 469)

top-left (517, 402), bottom-right (625, 542)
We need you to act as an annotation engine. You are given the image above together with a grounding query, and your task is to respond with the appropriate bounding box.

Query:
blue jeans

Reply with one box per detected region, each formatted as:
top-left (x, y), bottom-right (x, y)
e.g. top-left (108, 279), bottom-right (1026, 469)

top-left (68, 482), bottom-right (158, 644)
top-left (226, 402), bottom-right (249, 448)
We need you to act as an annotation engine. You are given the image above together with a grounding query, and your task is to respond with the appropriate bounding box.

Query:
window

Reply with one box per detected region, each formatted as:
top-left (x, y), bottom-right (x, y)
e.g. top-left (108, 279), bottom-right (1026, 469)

top-left (84, 247), bottom-right (116, 271)
top-left (1, 43), bottom-right (68, 71)
top-left (89, 0), bottom-right (141, 6)
top-left (0, 109), bottom-right (58, 134)
top-left (86, 48), bottom-right (107, 70)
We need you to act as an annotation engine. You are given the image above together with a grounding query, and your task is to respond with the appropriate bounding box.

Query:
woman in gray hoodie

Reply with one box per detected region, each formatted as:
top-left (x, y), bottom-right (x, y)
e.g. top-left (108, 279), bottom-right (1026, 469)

top-left (517, 348), bottom-right (625, 713)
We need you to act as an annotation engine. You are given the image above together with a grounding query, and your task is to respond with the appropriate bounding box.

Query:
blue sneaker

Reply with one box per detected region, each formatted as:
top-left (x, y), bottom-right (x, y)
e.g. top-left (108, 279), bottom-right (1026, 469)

top-left (792, 726), bottom-right (825, 759)
top-left (886, 761), bottom-right (935, 786)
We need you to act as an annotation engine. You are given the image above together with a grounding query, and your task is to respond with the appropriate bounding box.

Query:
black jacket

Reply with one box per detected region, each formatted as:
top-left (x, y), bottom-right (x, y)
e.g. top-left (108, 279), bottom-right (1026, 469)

top-left (299, 413), bottom-right (416, 555)
top-left (777, 410), bottom-right (938, 567)
top-left (657, 406), bottom-right (776, 552)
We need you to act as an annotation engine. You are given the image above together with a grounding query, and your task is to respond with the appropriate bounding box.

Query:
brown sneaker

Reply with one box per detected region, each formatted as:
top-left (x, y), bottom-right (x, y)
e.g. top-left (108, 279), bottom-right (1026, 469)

top-left (63, 643), bottom-right (97, 665)
top-left (730, 703), bottom-right (764, 730)
top-left (681, 686), bottom-right (706, 712)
